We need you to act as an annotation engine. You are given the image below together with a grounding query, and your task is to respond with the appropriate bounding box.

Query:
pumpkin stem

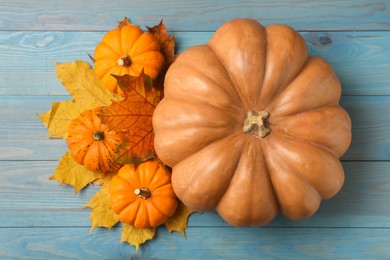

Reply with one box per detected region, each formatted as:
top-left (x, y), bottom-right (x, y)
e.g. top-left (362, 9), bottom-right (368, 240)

top-left (134, 188), bottom-right (151, 200)
top-left (93, 130), bottom-right (105, 141)
top-left (118, 55), bottom-right (132, 67)
top-left (243, 110), bottom-right (271, 138)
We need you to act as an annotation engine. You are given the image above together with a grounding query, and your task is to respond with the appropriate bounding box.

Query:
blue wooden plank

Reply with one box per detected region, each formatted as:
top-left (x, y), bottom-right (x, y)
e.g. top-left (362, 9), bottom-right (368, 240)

top-left (1, 93), bottom-right (390, 160)
top-left (340, 96), bottom-right (390, 160)
top-left (0, 226), bottom-right (389, 259)
top-left (0, 0), bottom-right (389, 31)
top-left (0, 1), bottom-right (388, 259)
top-left (1, 161), bottom-right (390, 228)
top-left (1, 31), bottom-right (389, 96)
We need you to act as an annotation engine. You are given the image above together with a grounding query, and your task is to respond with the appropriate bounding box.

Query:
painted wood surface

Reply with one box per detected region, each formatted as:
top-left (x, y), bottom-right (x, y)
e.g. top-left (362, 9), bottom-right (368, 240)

top-left (1, 0), bottom-right (390, 259)
top-left (0, 0), bottom-right (389, 31)
top-left (1, 31), bottom-right (390, 96)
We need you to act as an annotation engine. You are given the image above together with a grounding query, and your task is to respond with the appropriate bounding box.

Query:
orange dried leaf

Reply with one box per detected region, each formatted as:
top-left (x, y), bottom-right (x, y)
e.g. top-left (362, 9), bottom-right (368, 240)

top-left (164, 201), bottom-right (195, 237)
top-left (84, 186), bottom-right (119, 232)
top-left (98, 73), bottom-right (162, 163)
top-left (117, 17), bottom-right (132, 29)
top-left (148, 20), bottom-right (176, 69)
top-left (50, 152), bottom-right (104, 194)
top-left (148, 21), bottom-right (176, 92)
top-left (121, 224), bottom-right (156, 252)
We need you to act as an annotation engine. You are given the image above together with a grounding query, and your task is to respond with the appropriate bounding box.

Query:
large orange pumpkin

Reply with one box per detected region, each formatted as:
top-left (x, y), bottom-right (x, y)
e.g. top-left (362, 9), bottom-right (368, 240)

top-left (108, 161), bottom-right (178, 228)
top-left (67, 109), bottom-right (123, 173)
top-left (94, 23), bottom-right (164, 95)
top-left (153, 19), bottom-right (352, 226)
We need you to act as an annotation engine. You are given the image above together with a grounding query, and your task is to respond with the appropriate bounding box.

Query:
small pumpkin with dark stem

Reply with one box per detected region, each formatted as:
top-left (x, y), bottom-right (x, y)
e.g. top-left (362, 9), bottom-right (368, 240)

top-left (94, 20), bottom-right (164, 95)
top-left (153, 18), bottom-right (352, 226)
top-left (67, 108), bottom-right (124, 173)
top-left (108, 161), bottom-right (178, 228)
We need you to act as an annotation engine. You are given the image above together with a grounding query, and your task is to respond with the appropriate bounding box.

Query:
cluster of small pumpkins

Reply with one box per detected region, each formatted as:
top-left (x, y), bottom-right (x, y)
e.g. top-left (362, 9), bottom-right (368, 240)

top-left (66, 22), bottom-right (177, 229)
top-left (66, 18), bottom-right (352, 228)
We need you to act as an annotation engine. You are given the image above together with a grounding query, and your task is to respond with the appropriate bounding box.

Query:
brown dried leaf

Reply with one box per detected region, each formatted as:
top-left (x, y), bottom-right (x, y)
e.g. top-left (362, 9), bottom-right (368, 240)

top-left (148, 20), bottom-right (176, 69)
top-left (117, 17), bottom-right (132, 29)
top-left (147, 20), bottom-right (176, 93)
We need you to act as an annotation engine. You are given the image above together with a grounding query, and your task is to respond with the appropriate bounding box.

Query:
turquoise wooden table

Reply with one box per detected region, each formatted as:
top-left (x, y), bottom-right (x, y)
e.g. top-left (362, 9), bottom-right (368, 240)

top-left (1, 1), bottom-right (390, 259)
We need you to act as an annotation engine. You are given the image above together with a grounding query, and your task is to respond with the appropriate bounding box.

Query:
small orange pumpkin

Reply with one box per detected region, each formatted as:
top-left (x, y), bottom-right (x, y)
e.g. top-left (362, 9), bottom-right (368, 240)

top-left (108, 161), bottom-right (178, 228)
top-left (94, 23), bottom-right (164, 95)
top-left (67, 109), bottom-right (123, 173)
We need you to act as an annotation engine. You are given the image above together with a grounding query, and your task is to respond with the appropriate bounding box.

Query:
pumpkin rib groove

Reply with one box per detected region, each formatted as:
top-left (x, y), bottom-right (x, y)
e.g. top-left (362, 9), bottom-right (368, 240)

top-left (263, 136), bottom-right (344, 200)
top-left (148, 198), bottom-right (169, 219)
top-left (259, 24), bottom-right (308, 107)
top-left (171, 133), bottom-right (245, 211)
top-left (130, 33), bottom-right (160, 56)
top-left (258, 140), bottom-right (281, 213)
top-left (120, 25), bottom-right (143, 55)
top-left (262, 58), bottom-right (310, 110)
top-left (163, 47), bottom-right (243, 113)
top-left (147, 169), bottom-right (170, 190)
top-left (101, 29), bottom-right (122, 56)
top-left (266, 57), bottom-right (342, 117)
top-left (94, 59), bottom-right (117, 78)
top-left (96, 42), bottom-right (121, 59)
top-left (208, 19), bottom-right (268, 109)
top-left (270, 105), bottom-right (351, 157)
top-left (206, 44), bottom-right (248, 109)
top-left (111, 174), bottom-right (136, 192)
top-left (153, 126), bottom-right (236, 167)
top-left (217, 138), bottom-right (278, 226)
top-left (161, 95), bottom-right (243, 122)
top-left (272, 130), bottom-right (341, 158)
top-left (153, 97), bottom-right (243, 130)
top-left (94, 42), bottom-right (118, 59)
top-left (120, 200), bottom-right (141, 225)
top-left (262, 139), bottom-right (322, 219)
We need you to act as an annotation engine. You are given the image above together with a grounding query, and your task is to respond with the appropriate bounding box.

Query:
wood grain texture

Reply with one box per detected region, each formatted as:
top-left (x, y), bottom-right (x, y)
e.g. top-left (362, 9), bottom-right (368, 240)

top-left (1, 95), bottom-right (389, 161)
top-left (1, 0), bottom-right (389, 258)
top-left (0, 0), bottom-right (389, 31)
top-left (1, 31), bottom-right (389, 96)
top-left (0, 227), bottom-right (389, 259)
top-left (1, 160), bottom-right (389, 229)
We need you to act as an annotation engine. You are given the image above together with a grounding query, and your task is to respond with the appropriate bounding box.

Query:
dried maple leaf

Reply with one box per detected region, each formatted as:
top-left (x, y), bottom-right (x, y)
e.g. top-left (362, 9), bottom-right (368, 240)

top-left (121, 224), bottom-right (156, 252)
top-left (84, 186), bottom-right (119, 232)
top-left (39, 61), bottom-right (121, 138)
top-left (117, 17), bottom-right (132, 29)
top-left (164, 201), bottom-right (195, 237)
top-left (50, 152), bottom-right (105, 194)
top-left (98, 72), bottom-right (161, 164)
top-left (147, 20), bottom-right (176, 93)
top-left (148, 20), bottom-right (176, 70)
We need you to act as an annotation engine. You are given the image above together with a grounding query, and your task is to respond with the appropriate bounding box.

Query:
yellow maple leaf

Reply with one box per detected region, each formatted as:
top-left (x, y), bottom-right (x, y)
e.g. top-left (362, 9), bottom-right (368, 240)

top-left (39, 61), bottom-right (121, 138)
top-left (93, 172), bottom-right (117, 187)
top-left (164, 201), bottom-right (194, 237)
top-left (121, 224), bottom-right (156, 252)
top-left (84, 186), bottom-right (119, 232)
top-left (50, 152), bottom-right (104, 194)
